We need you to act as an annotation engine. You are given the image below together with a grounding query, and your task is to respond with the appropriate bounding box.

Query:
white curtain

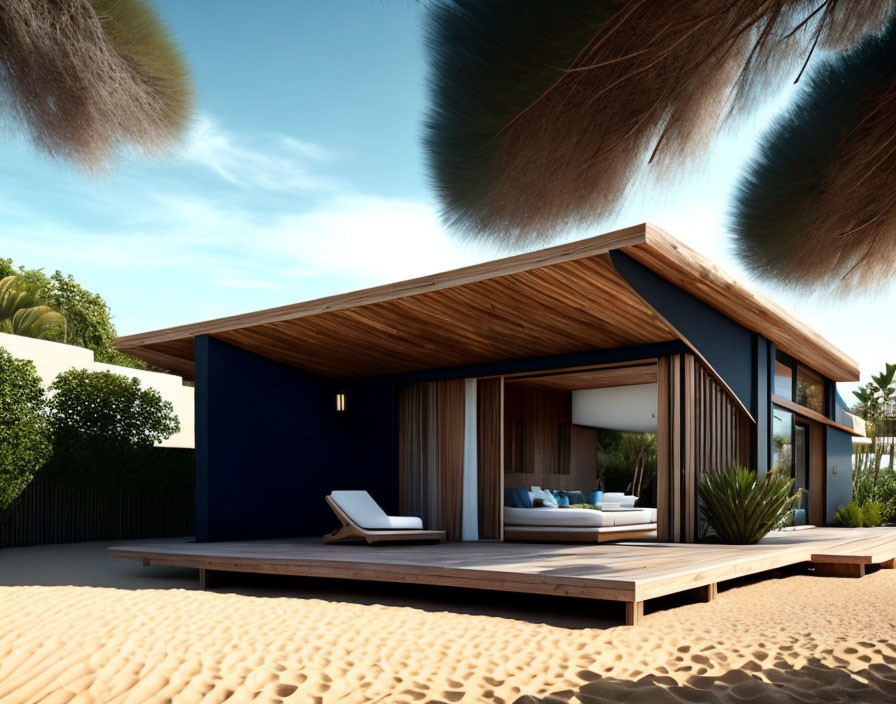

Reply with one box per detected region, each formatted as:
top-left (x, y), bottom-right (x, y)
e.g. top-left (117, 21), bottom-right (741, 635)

top-left (462, 377), bottom-right (479, 541)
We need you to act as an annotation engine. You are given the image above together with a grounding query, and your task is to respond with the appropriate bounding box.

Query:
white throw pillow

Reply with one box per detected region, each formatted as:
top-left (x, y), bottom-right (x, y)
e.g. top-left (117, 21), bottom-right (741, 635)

top-left (531, 487), bottom-right (558, 508)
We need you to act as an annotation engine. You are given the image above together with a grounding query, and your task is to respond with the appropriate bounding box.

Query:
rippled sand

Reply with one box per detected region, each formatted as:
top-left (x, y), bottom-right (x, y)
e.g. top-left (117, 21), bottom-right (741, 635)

top-left (1, 549), bottom-right (895, 703)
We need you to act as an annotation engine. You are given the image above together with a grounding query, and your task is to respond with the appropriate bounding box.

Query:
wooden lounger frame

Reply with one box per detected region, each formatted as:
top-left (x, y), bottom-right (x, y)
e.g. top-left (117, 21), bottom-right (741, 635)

top-left (324, 495), bottom-right (446, 545)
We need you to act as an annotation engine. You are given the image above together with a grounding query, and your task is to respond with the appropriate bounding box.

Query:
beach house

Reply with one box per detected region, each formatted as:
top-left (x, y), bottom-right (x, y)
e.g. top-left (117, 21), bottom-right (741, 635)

top-left (115, 223), bottom-right (863, 545)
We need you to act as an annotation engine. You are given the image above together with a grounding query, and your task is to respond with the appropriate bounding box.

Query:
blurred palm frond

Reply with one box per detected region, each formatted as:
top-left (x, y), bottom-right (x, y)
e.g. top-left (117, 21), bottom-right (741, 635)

top-left (424, 0), bottom-right (894, 249)
top-left (732, 14), bottom-right (896, 294)
top-left (0, 0), bottom-right (193, 167)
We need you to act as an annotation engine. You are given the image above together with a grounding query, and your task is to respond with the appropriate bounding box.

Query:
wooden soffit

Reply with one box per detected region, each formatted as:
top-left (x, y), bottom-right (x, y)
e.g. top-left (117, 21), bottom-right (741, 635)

top-left (115, 223), bottom-right (859, 382)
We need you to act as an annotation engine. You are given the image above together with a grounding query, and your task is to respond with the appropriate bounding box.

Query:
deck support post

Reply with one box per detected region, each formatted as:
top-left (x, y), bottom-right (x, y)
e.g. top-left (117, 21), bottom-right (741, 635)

top-left (881, 558), bottom-right (895, 570)
top-left (814, 562), bottom-right (865, 578)
top-left (625, 601), bottom-right (644, 626)
top-left (199, 568), bottom-right (210, 589)
top-left (697, 583), bottom-right (717, 602)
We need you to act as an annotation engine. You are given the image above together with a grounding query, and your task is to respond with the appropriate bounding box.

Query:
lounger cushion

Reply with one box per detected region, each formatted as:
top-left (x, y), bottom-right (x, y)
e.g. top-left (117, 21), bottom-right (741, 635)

top-left (384, 515), bottom-right (424, 530)
top-left (331, 491), bottom-right (423, 531)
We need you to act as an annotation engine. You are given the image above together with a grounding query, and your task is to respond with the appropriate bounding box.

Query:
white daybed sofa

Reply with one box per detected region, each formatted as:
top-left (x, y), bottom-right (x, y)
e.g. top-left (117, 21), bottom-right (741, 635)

top-left (503, 503), bottom-right (657, 543)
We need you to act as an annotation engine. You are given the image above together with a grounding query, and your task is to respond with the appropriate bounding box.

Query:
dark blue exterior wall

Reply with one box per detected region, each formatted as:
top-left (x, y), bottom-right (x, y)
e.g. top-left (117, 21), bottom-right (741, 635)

top-left (194, 336), bottom-right (394, 541)
top-left (754, 337), bottom-right (774, 474)
top-left (611, 250), bottom-right (756, 415)
top-left (826, 427), bottom-right (854, 522)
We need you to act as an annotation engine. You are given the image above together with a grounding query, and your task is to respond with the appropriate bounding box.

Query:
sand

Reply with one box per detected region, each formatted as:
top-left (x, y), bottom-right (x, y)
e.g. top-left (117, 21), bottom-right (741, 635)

top-left (1, 542), bottom-right (896, 703)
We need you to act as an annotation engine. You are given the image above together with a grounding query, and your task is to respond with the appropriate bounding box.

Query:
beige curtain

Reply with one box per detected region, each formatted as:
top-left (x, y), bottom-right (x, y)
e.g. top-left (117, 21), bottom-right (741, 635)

top-left (398, 379), bottom-right (465, 540)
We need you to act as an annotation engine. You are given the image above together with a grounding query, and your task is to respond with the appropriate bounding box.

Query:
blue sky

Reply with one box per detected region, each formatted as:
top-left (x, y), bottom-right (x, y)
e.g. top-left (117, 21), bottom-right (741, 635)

top-left (0, 1), bottom-right (892, 394)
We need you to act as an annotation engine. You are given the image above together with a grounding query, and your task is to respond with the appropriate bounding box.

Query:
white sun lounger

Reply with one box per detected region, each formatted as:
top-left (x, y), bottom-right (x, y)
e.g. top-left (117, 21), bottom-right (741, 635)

top-left (324, 491), bottom-right (446, 544)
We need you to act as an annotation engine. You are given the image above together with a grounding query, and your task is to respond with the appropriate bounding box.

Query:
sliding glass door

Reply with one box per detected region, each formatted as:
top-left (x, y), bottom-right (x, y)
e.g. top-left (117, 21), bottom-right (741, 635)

top-left (773, 407), bottom-right (812, 523)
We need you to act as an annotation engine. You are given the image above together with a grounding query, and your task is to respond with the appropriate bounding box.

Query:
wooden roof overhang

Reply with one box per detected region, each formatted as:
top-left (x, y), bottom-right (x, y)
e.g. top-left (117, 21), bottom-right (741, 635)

top-left (115, 223), bottom-right (860, 385)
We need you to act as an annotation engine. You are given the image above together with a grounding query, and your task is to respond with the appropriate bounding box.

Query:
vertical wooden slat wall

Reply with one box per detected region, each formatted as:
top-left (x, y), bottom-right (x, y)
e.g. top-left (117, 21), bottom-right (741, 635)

top-left (0, 459), bottom-right (194, 549)
top-left (476, 378), bottom-right (503, 540)
top-left (397, 379), bottom-right (466, 541)
top-left (657, 354), bottom-right (751, 542)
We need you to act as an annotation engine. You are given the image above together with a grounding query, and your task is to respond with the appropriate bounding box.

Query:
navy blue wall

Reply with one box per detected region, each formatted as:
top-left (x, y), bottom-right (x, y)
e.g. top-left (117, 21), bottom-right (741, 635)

top-left (195, 336), bottom-right (394, 541)
top-left (610, 251), bottom-right (756, 415)
top-left (754, 337), bottom-right (774, 474)
top-left (826, 427), bottom-right (854, 523)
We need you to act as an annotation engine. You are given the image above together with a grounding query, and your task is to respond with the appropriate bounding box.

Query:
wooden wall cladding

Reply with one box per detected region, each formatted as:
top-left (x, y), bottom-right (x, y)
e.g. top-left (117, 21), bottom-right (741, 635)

top-left (657, 354), bottom-right (751, 542)
top-left (501, 384), bottom-right (597, 493)
top-left (477, 378), bottom-right (503, 540)
top-left (503, 384), bottom-right (571, 478)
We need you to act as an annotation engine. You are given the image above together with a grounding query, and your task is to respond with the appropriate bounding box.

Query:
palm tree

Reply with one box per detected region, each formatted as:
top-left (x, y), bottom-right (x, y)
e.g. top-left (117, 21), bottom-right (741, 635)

top-left (0, 0), bottom-right (193, 167)
top-left (424, 1), bottom-right (896, 292)
top-left (871, 364), bottom-right (896, 479)
top-left (0, 276), bottom-right (67, 341)
top-left (852, 365), bottom-right (896, 483)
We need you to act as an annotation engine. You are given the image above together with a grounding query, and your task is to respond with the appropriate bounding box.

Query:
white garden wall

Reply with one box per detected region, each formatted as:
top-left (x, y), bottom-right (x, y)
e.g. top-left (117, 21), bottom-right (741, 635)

top-left (0, 332), bottom-right (194, 448)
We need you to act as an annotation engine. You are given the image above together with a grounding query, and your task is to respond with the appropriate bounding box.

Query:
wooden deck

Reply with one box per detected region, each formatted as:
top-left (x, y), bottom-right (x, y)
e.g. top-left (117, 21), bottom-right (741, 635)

top-left (108, 527), bottom-right (896, 626)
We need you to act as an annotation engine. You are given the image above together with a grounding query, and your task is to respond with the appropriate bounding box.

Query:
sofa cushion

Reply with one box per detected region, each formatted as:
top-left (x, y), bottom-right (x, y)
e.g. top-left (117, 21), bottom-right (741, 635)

top-left (504, 487), bottom-right (532, 508)
top-left (530, 487), bottom-right (558, 507)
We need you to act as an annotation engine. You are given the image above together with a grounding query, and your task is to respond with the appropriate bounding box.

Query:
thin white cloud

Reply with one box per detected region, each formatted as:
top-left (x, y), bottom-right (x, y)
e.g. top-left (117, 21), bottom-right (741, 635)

top-left (180, 116), bottom-right (338, 193)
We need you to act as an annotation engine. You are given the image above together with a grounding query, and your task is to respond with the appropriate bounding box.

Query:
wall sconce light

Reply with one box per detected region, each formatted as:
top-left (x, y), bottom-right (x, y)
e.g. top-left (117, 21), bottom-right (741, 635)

top-left (335, 393), bottom-right (346, 412)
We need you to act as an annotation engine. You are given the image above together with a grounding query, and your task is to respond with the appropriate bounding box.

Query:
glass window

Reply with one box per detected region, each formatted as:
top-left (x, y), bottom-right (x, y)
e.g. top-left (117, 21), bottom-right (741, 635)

top-left (772, 408), bottom-right (793, 475)
top-left (774, 359), bottom-right (793, 400)
top-left (796, 366), bottom-right (825, 414)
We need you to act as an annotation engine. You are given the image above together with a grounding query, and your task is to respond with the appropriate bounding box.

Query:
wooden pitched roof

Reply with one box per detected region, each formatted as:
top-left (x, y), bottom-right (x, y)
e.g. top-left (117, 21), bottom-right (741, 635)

top-left (115, 223), bottom-right (859, 382)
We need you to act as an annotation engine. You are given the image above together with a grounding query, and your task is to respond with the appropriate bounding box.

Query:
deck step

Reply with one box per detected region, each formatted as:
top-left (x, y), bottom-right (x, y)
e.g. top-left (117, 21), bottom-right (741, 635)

top-left (810, 531), bottom-right (896, 570)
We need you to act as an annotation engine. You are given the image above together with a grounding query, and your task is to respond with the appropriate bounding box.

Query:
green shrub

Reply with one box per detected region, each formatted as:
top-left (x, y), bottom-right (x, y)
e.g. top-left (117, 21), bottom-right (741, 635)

top-left (699, 466), bottom-right (798, 544)
top-left (854, 469), bottom-right (896, 524)
top-left (0, 347), bottom-right (50, 510)
top-left (835, 502), bottom-right (865, 527)
top-left (862, 500), bottom-right (884, 527)
top-left (44, 369), bottom-right (181, 492)
top-left (837, 496), bottom-right (888, 528)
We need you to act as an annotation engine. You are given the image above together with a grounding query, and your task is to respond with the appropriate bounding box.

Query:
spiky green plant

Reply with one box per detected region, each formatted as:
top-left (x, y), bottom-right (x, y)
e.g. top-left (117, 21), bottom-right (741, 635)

top-left (699, 466), bottom-right (798, 544)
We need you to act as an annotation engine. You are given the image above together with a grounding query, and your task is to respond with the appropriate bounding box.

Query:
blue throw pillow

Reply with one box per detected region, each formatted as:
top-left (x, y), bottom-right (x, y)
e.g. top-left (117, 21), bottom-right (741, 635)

top-left (504, 488), bottom-right (518, 507)
top-left (567, 490), bottom-right (584, 505)
top-left (513, 487), bottom-right (533, 508)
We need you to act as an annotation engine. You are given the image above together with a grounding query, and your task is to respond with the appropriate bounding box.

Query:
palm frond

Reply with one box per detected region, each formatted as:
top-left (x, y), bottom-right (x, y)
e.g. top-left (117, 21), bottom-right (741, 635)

top-left (10, 305), bottom-right (67, 341)
top-left (732, 14), bottom-right (896, 294)
top-left (0, 0), bottom-right (193, 167)
top-left (0, 275), bottom-right (42, 320)
top-left (424, 0), bottom-right (894, 248)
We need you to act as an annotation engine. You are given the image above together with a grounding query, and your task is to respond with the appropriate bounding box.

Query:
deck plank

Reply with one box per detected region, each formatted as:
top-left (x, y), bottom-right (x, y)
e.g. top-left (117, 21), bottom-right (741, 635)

top-left (108, 527), bottom-right (896, 621)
